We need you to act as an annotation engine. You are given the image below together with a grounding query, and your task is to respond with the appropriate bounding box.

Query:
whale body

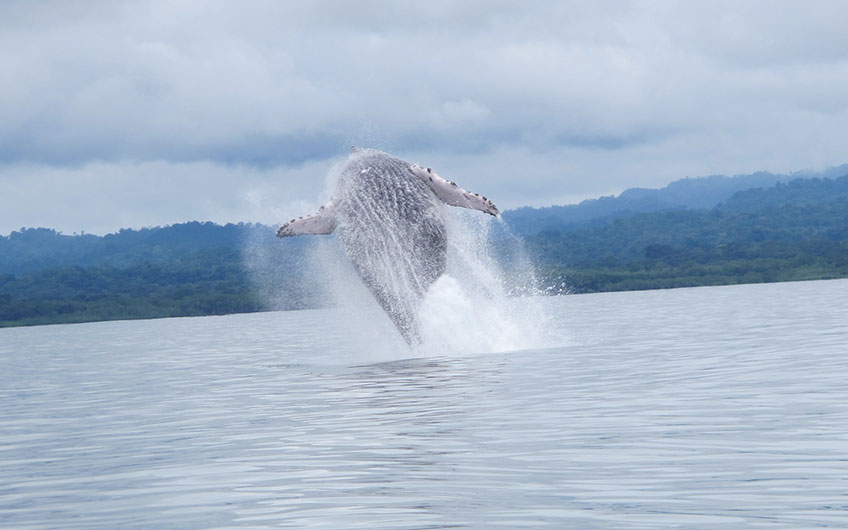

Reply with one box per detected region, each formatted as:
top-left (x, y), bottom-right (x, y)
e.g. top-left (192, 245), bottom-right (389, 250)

top-left (277, 148), bottom-right (498, 344)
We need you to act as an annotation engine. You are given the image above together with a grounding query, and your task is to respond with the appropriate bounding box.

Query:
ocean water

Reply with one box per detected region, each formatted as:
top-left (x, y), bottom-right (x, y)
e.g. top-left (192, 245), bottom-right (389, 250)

top-left (1, 279), bottom-right (847, 528)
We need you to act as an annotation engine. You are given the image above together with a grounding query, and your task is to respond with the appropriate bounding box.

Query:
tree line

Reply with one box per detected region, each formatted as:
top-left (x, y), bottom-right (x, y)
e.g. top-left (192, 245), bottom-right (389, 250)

top-left (2, 174), bottom-right (848, 327)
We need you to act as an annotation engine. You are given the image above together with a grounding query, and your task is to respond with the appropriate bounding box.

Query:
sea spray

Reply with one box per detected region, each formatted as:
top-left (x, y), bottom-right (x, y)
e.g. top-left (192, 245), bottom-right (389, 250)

top-left (242, 225), bottom-right (327, 312)
top-left (247, 152), bottom-right (560, 361)
top-left (302, 206), bottom-right (557, 359)
top-left (417, 209), bottom-right (556, 355)
top-left (311, 235), bottom-right (412, 361)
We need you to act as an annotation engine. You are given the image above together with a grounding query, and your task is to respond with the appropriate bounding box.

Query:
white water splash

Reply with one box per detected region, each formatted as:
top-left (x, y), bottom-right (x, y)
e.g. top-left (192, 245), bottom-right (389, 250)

top-left (316, 205), bottom-right (557, 359)
top-left (248, 158), bottom-right (560, 362)
top-left (416, 210), bottom-right (556, 356)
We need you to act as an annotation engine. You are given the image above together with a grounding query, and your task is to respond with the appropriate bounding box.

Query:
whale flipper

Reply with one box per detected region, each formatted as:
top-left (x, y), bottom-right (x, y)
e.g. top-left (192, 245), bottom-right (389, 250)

top-left (410, 164), bottom-right (499, 216)
top-left (277, 200), bottom-right (337, 237)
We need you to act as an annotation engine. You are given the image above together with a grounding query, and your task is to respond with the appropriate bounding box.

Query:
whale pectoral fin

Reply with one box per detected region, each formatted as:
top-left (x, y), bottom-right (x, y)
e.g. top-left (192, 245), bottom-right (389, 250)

top-left (277, 200), bottom-right (337, 237)
top-left (410, 164), bottom-right (499, 216)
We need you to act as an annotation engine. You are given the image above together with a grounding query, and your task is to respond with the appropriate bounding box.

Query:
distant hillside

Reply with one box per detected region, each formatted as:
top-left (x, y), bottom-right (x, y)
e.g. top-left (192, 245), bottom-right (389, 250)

top-left (502, 164), bottom-right (848, 236)
top-left (531, 175), bottom-right (848, 292)
top-left (717, 176), bottom-right (848, 212)
top-left (0, 221), bottom-right (255, 275)
top-left (0, 222), bottom-right (324, 326)
top-left (2, 169), bottom-right (848, 327)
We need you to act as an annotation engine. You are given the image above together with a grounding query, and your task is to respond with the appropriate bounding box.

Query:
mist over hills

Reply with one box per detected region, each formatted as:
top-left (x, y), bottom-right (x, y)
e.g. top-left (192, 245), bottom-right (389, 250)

top-left (5, 164), bottom-right (847, 275)
top-left (2, 166), bottom-right (848, 326)
top-left (503, 163), bottom-right (848, 235)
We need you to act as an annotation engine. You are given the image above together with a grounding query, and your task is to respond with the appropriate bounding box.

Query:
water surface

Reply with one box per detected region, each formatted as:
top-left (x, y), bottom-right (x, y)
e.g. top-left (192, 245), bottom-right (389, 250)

top-left (2, 279), bottom-right (847, 528)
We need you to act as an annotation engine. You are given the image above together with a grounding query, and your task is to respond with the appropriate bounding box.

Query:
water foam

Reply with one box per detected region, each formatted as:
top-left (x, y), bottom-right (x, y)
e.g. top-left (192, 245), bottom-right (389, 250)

top-left (416, 210), bottom-right (554, 356)
top-left (248, 159), bottom-right (558, 361)
top-left (313, 207), bottom-right (556, 359)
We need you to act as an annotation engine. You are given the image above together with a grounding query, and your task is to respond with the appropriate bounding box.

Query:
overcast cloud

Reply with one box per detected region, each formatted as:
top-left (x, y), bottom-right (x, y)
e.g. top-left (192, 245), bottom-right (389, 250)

top-left (2, 0), bottom-right (848, 234)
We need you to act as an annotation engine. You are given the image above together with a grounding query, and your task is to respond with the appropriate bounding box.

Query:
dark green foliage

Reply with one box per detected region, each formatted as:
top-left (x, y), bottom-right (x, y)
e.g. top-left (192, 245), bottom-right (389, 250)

top-left (539, 242), bottom-right (848, 294)
top-left (502, 167), bottom-right (848, 236)
top-left (0, 223), bottom-right (323, 327)
top-left (501, 170), bottom-right (799, 236)
top-left (0, 221), bottom-right (255, 275)
top-left (718, 176), bottom-right (848, 212)
top-left (526, 175), bottom-right (848, 293)
top-left (2, 173), bottom-right (848, 327)
top-left (0, 249), bottom-right (258, 327)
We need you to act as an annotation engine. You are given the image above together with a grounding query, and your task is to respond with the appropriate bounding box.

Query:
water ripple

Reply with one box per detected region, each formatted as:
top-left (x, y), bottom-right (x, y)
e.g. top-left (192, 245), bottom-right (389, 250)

top-left (1, 279), bottom-right (847, 528)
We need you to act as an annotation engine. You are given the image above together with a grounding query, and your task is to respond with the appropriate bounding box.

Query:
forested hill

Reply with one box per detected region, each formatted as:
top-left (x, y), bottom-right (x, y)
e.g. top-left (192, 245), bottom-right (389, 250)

top-left (502, 164), bottom-right (848, 235)
top-left (0, 222), bottom-right (320, 327)
top-left (0, 222), bottom-right (260, 275)
top-left (2, 171), bottom-right (848, 327)
top-left (529, 174), bottom-right (848, 292)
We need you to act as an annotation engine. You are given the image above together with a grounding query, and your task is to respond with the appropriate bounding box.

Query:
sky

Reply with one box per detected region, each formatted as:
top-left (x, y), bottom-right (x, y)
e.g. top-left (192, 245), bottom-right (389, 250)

top-left (2, 0), bottom-right (848, 235)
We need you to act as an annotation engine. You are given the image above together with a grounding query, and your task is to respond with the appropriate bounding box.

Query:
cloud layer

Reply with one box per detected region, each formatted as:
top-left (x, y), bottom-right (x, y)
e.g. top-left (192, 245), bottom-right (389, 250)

top-left (2, 1), bottom-right (848, 233)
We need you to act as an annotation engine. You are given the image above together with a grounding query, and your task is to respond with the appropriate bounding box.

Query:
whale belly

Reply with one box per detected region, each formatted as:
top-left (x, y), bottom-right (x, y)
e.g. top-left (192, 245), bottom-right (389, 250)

top-left (336, 157), bottom-right (447, 343)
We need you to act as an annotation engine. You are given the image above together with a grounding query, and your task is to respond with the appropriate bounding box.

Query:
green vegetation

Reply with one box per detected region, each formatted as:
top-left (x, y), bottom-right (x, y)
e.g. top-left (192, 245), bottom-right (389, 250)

top-left (538, 241), bottom-right (848, 294)
top-left (0, 223), bottom-right (322, 327)
top-left (527, 176), bottom-right (848, 293)
top-left (0, 250), bottom-right (259, 327)
top-left (2, 174), bottom-right (848, 327)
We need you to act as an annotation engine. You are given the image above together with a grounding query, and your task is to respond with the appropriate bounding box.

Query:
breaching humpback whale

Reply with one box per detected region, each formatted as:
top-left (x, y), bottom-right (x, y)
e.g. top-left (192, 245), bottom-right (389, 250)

top-left (277, 148), bottom-right (498, 344)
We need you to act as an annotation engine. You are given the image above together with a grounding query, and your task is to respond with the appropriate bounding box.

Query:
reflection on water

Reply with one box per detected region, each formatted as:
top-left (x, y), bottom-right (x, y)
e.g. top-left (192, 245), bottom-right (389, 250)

top-left (1, 279), bottom-right (848, 528)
